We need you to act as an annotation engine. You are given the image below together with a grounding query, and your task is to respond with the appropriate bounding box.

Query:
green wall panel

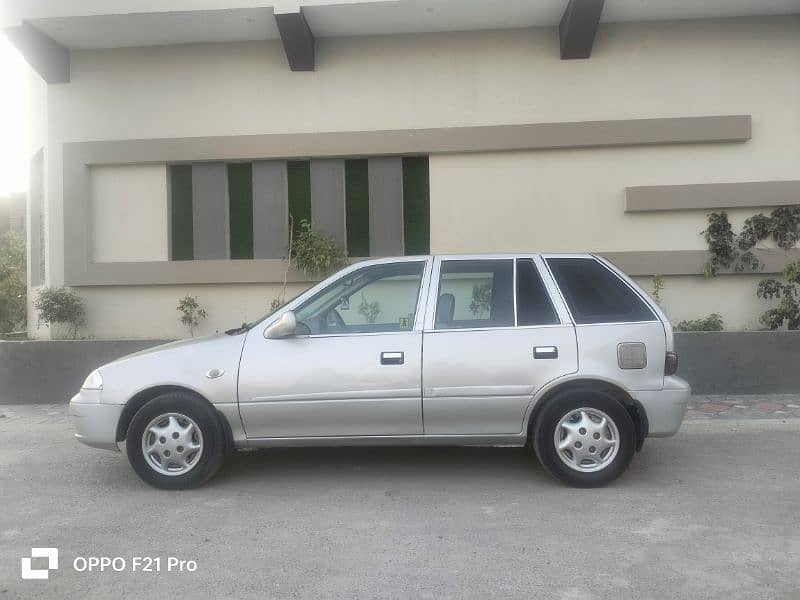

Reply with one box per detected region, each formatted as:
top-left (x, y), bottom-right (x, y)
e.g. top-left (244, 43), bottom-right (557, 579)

top-left (287, 160), bottom-right (311, 238)
top-left (345, 159), bottom-right (370, 257)
top-left (228, 162), bottom-right (254, 259)
top-left (402, 156), bottom-right (430, 255)
top-left (169, 164), bottom-right (193, 261)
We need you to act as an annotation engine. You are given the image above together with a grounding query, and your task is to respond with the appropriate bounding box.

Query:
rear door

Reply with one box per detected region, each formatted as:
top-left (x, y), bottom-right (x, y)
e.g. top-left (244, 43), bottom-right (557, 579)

top-left (421, 256), bottom-right (578, 435)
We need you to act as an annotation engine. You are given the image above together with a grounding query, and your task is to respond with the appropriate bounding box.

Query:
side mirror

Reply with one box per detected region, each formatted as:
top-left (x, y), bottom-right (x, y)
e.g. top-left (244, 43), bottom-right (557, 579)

top-left (264, 310), bottom-right (297, 339)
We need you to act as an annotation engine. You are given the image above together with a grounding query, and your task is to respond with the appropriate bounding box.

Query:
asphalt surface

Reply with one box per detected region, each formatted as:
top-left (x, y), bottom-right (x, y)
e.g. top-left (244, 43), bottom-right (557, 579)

top-left (0, 404), bottom-right (798, 600)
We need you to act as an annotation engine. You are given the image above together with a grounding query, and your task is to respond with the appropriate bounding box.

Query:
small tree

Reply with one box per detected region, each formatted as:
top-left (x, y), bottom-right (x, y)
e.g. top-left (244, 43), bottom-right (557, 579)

top-left (34, 287), bottom-right (85, 339)
top-left (0, 231), bottom-right (26, 334)
top-left (291, 219), bottom-right (347, 278)
top-left (177, 295), bottom-right (207, 337)
top-left (269, 215), bottom-right (347, 312)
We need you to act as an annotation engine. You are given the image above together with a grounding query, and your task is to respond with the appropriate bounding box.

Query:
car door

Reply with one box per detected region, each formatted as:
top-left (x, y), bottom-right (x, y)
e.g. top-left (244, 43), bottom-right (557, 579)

top-left (238, 259), bottom-right (431, 439)
top-left (421, 256), bottom-right (578, 435)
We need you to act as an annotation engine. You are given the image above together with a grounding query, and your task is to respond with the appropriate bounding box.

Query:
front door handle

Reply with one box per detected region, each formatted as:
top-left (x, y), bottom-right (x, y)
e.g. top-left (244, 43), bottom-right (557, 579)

top-left (381, 351), bottom-right (404, 365)
top-left (534, 346), bottom-right (558, 359)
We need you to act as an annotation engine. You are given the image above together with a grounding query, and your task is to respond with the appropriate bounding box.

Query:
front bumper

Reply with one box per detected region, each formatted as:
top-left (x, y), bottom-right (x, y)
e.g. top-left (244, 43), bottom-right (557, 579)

top-left (631, 376), bottom-right (690, 437)
top-left (68, 393), bottom-right (124, 451)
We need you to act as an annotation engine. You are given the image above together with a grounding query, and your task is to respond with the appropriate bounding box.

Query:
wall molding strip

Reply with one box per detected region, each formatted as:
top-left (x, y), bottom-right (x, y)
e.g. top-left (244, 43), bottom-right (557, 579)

top-left (626, 180), bottom-right (800, 212)
top-left (62, 115), bottom-right (752, 287)
top-left (601, 249), bottom-right (800, 277)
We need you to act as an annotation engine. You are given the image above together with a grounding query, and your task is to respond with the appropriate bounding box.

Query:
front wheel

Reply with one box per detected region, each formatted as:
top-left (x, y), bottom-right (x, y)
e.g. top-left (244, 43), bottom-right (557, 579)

top-left (126, 392), bottom-right (226, 489)
top-left (533, 389), bottom-right (635, 488)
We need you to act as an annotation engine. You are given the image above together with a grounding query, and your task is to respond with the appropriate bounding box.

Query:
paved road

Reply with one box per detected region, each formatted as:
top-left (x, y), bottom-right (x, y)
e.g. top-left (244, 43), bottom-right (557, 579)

top-left (1, 405), bottom-right (798, 599)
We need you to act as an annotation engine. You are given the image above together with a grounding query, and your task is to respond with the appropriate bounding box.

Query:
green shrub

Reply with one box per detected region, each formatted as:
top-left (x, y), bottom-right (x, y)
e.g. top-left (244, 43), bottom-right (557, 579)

top-left (0, 231), bottom-right (26, 334)
top-left (674, 313), bottom-right (724, 332)
top-left (757, 260), bottom-right (800, 330)
top-left (33, 287), bottom-right (85, 338)
top-left (290, 219), bottom-right (347, 278)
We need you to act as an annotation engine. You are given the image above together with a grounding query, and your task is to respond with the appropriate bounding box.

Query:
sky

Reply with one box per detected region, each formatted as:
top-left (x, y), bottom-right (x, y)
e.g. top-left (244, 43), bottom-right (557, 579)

top-left (0, 36), bottom-right (31, 197)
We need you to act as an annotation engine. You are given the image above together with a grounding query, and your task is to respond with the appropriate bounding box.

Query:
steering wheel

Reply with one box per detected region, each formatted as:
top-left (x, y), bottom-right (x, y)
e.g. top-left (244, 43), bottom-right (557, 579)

top-left (323, 308), bottom-right (346, 332)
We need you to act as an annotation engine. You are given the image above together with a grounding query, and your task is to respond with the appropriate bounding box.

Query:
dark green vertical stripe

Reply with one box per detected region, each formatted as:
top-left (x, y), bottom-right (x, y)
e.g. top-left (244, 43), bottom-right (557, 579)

top-left (228, 162), bottom-right (254, 259)
top-left (402, 156), bottom-right (430, 255)
top-left (169, 164), bottom-right (193, 261)
top-left (287, 160), bottom-right (311, 238)
top-left (345, 159), bottom-right (369, 257)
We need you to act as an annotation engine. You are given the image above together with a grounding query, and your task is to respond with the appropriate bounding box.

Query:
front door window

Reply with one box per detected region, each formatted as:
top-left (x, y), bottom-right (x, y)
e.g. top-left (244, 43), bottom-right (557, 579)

top-left (294, 261), bottom-right (426, 335)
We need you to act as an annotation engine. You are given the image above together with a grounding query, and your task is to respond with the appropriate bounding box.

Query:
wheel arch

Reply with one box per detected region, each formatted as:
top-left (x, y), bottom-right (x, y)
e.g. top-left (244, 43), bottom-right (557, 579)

top-left (115, 385), bottom-right (234, 452)
top-left (525, 378), bottom-right (649, 451)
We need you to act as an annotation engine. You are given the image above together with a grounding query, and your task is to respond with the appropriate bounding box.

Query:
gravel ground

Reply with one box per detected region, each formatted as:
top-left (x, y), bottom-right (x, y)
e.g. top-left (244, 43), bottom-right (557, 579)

top-left (0, 405), bottom-right (798, 599)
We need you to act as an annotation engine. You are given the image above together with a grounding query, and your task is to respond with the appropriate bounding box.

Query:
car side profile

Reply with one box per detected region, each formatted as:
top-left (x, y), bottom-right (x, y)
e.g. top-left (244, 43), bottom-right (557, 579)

top-left (69, 254), bottom-right (689, 489)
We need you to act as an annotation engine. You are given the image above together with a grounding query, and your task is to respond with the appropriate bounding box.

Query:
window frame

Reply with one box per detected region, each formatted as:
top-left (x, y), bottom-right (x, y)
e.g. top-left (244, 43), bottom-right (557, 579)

top-left (266, 258), bottom-right (433, 339)
top-left (424, 255), bottom-right (567, 332)
top-left (542, 254), bottom-right (659, 326)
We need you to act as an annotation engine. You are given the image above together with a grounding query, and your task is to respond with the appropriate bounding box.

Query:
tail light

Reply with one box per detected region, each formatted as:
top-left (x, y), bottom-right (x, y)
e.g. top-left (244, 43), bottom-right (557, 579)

top-left (664, 351), bottom-right (678, 375)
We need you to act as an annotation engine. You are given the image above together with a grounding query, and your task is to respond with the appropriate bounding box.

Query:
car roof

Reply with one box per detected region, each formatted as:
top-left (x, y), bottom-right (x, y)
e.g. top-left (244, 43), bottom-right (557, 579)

top-left (354, 252), bottom-right (597, 266)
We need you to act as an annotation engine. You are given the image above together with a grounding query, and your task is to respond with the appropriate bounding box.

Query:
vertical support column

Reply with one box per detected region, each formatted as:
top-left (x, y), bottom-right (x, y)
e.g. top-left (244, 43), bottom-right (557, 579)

top-left (28, 149), bottom-right (45, 286)
top-left (310, 159), bottom-right (346, 249)
top-left (192, 163), bottom-right (229, 260)
top-left (368, 157), bottom-right (404, 257)
top-left (252, 161), bottom-right (288, 259)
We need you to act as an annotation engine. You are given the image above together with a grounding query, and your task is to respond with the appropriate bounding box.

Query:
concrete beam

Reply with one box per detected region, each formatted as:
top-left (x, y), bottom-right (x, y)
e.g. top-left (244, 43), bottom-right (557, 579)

top-left (559, 0), bottom-right (604, 60)
top-left (3, 22), bottom-right (69, 83)
top-left (274, 8), bottom-right (314, 71)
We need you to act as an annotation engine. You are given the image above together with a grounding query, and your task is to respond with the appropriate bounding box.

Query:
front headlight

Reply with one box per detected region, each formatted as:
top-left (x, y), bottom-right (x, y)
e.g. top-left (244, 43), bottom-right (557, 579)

top-left (81, 369), bottom-right (103, 390)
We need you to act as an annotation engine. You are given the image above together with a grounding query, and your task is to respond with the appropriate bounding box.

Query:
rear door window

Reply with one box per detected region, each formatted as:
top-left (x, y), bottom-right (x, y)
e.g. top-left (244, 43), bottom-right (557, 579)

top-left (546, 257), bottom-right (656, 324)
top-left (435, 259), bottom-right (514, 329)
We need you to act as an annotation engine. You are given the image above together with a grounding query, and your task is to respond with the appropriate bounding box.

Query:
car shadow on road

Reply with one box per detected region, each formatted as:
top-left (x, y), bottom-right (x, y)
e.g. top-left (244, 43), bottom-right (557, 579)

top-left (210, 445), bottom-right (552, 488)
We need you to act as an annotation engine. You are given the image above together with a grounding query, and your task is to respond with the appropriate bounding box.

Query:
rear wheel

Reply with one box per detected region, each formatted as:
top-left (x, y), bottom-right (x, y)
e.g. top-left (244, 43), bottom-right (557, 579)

top-left (126, 392), bottom-right (226, 489)
top-left (533, 389), bottom-right (635, 488)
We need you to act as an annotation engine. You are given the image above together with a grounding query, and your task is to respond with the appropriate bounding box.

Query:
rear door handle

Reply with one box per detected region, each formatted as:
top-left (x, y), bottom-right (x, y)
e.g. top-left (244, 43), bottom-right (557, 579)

top-left (534, 346), bottom-right (558, 359)
top-left (381, 351), bottom-right (404, 365)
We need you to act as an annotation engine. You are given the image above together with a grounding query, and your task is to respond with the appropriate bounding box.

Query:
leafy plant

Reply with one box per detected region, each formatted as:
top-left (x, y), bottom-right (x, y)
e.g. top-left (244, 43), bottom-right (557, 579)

top-left (703, 207), bottom-right (800, 276)
top-left (358, 293), bottom-right (381, 324)
top-left (756, 260), bottom-right (800, 330)
top-left (34, 287), bottom-right (85, 339)
top-left (674, 313), bottom-right (724, 332)
top-left (469, 282), bottom-right (492, 318)
top-left (177, 295), bottom-right (207, 337)
top-left (0, 231), bottom-right (26, 334)
top-left (291, 219), bottom-right (347, 278)
top-left (650, 274), bottom-right (664, 306)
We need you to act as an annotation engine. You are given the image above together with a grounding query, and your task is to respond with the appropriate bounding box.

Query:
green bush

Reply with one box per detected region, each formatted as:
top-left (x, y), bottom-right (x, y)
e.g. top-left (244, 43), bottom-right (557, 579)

top-left (674, 313), bottom-right (724, 332)
top-left (757, 260), bottom-right (800, 330)
top-left (0, 231), bottom-right (26, 334)
top-left (33, 287), bottom-right (85, 338)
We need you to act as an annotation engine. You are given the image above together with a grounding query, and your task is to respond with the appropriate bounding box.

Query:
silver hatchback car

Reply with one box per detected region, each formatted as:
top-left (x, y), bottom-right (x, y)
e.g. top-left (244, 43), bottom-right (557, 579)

top-left (69, 254), bottom-right (689, 489)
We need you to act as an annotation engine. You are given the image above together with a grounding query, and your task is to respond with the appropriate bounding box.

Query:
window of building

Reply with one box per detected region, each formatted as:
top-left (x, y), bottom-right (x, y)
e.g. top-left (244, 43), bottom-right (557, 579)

top-left (168, 157), bottom-right (429, 262)
top-left (435, 259), bottom-right (514, 330)
top-left (546, 257), bottom-right (656, 324)
top-left (516, 259), bottom-right (559, 326)
top-left (294, 261), bottom-right (425, 335)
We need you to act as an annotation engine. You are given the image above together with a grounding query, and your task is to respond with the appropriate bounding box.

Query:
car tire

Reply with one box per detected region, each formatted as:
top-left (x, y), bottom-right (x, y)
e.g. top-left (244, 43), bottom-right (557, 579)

top-left (532, 388), bottom-right (635, 488)
top-left (126, 392), bottom-right (226, 490)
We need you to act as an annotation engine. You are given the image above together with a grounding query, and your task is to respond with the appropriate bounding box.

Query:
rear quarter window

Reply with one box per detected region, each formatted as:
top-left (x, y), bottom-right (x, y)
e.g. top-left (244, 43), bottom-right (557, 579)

top-left (546, 257), bottom-right (656, 324)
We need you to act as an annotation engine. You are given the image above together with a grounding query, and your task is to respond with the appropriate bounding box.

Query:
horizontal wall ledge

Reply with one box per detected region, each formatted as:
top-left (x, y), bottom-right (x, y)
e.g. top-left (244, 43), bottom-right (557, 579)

top-left (601, 248), bottom-right (800, 277)
top-left (626, 180), bottom-right (800, 213)
top-left (67, 249), bottom-right (800, 287)
top-left (64, 115), bottom-right (751, 166)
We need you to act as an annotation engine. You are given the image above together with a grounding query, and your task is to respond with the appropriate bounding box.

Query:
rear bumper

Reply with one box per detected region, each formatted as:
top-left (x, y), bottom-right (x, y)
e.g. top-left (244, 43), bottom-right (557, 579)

top-left (68, 393), bottom-right (123, 451)
top-left (631, 376), bottom-right (690, 437)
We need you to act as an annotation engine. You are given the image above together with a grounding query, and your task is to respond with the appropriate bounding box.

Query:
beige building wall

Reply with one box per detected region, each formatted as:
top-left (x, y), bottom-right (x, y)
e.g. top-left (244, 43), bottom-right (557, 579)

top-left (31, 16), bottom-right (800, 338)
